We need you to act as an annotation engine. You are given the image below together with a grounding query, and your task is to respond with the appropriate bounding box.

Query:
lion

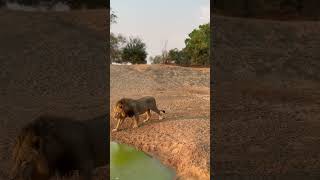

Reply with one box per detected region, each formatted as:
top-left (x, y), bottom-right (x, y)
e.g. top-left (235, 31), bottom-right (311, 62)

top-left (10, 114), bottom-right (108, 180)
top-left (112, 96), bottom-right (165, 132)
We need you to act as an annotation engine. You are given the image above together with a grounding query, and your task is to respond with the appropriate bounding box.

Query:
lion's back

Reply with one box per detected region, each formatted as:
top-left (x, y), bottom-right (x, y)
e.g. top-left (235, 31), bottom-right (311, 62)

top-left (134, 96), bottom-right (157, 111)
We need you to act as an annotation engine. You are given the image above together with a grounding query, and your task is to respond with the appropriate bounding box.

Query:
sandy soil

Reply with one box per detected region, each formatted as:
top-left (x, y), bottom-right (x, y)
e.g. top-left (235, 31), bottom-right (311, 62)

top-left (0, 10), bottom-right (108, 179)
top-left (110, 64), bottom-right (210, 179)
top-left (213, 15), bottom-right (320, 178)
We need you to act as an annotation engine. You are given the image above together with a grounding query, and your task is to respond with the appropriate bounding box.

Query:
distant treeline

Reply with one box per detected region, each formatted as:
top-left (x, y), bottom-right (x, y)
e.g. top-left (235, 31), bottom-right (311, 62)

top-left (0, 0), bottom-right (106, 8)
top-left (215, 0), bottom-right (320, 20)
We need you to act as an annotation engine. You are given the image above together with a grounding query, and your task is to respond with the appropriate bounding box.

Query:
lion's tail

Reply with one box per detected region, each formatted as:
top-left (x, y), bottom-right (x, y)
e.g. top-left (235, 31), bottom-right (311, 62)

top-left (161, 110), bottom-right (165, 114)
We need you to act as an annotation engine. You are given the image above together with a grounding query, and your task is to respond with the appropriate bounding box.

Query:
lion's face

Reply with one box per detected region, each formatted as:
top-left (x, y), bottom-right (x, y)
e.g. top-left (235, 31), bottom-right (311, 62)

top-left (113, 101), bottom-right (126, 119)
top-left (11, 132), bottom-right (50, 180)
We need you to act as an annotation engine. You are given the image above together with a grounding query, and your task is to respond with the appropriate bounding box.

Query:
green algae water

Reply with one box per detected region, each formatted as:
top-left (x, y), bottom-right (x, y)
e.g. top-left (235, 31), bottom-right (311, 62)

top-left (110, 142), bottom-right (175, 180)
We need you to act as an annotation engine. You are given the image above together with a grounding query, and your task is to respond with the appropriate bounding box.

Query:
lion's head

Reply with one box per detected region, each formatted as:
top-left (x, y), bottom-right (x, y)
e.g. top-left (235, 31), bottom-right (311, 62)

top-left (11, 128), bottom-right (50, 180)
top-left (112, 100), bottom-right (127, 119)
top-left (10, 115), bottom-right (108, 180)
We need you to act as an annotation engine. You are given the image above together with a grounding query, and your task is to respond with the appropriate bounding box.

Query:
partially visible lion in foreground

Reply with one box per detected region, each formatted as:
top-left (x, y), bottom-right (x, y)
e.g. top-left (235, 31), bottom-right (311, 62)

top-left (10, 114), bottom-right (108, 180)
top-left (112, 96), bottom-right (165, 132)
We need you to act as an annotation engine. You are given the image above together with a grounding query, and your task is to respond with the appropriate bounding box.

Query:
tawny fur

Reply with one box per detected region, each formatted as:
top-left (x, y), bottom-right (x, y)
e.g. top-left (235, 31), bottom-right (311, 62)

top-left (112, 96), bottom-right (165, 132)
top-left (11, 115), bottom-right (108, 180)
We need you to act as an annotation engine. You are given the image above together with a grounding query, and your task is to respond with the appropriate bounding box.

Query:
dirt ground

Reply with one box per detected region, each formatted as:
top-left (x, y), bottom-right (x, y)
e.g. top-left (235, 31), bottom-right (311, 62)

top-left (213, 15), bottom-right (320, 178)
top-left (110, 64), bottom-right (210, 180)
top-left (0, 10), bottom-right (108, 179)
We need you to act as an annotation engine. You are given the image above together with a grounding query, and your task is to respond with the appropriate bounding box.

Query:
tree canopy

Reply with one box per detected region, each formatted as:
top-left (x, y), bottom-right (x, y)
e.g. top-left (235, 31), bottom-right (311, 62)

top-left (111, 9), bottom-right (117, 24)
top-left (150, 55), bottom-right (162, 64)
top-left (168, 48), bottom-right (189, 66)
top-left (110, 33), bottom-right (126, 63)
top-left (184, 23), bottom-right (210, 66)
top-left (110, 9), bottom-right (209, 66)
top-left (151, 23), bottom-right (210, 67)
top-left (111, 11), bottom-right (147, 64)
top-left (121, 37), bottom-right (147, 64)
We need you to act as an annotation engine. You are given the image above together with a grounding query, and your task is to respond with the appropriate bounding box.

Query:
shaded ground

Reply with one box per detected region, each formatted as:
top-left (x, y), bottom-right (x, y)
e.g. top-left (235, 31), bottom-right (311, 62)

top-left (213, 15), bottom-right (320, 178)
top-left (110, 64), bottom-right (210, 179)
top-left (0, 10), bottom-right (108, 179)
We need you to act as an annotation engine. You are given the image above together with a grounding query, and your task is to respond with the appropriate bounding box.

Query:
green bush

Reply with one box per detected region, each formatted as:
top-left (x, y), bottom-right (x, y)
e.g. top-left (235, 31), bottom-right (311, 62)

top-left (121, 37), bottom-right (147, 64)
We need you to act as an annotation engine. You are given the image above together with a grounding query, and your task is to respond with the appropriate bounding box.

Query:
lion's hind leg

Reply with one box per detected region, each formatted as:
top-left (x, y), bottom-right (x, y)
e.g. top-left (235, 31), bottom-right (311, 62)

top-left (132, 115), bottom-right (139, 129)
top-left (150, 106), bottom-right (165, 120)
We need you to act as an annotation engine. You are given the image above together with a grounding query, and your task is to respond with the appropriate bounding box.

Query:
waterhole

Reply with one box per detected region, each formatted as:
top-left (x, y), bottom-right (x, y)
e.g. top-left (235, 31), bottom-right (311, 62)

top-left (110, 142), bottom-right (175, 180)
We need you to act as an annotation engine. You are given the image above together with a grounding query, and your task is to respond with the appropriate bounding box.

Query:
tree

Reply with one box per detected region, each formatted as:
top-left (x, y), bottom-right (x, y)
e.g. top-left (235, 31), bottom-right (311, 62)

top-left (110, 10), bottom-right (128, 63)
top-left (110, 9), bottom-right (120, 63)
top-left (150, 23), bottom-right (209, 67)
top-left (168, 48), bottom-right (189, 65)
top-left (150, 55), bottom-right (162, 64)
top-left (161, 40), bottom-right (169, 64)
top-left (111, 9), bottom-right (117, 24)
top-left (150, 40), bottom-right (170, 64)
top-left (184, 23), bottom-right (210, 66)
top-left (121, 37), bottom-right (147, 64)
top-left (110, 33), bottom-right (126, 63)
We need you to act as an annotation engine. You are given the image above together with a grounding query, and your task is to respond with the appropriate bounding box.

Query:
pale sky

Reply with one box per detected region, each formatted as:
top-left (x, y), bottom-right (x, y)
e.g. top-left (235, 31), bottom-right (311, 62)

top-left (110, 0), bottom-right (210, 63)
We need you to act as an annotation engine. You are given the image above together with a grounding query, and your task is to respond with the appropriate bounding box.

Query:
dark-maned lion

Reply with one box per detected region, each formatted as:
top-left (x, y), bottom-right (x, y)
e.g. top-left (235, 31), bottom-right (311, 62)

top-left (112, 96), bottom-right (165, 132)
top-left (10, 114), bottom-right (108, 180)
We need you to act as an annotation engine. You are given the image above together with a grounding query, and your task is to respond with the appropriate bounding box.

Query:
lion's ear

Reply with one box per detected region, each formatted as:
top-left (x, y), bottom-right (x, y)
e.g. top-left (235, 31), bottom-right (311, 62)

top-left (118, 104), bottom-right (123, 109)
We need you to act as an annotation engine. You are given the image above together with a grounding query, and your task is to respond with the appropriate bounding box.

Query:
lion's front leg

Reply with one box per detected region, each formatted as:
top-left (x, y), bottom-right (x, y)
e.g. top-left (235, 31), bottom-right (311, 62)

top-left (112, 118), bottom-right (123, 132)
top-left (132, 115), bottom-right (139, 128)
